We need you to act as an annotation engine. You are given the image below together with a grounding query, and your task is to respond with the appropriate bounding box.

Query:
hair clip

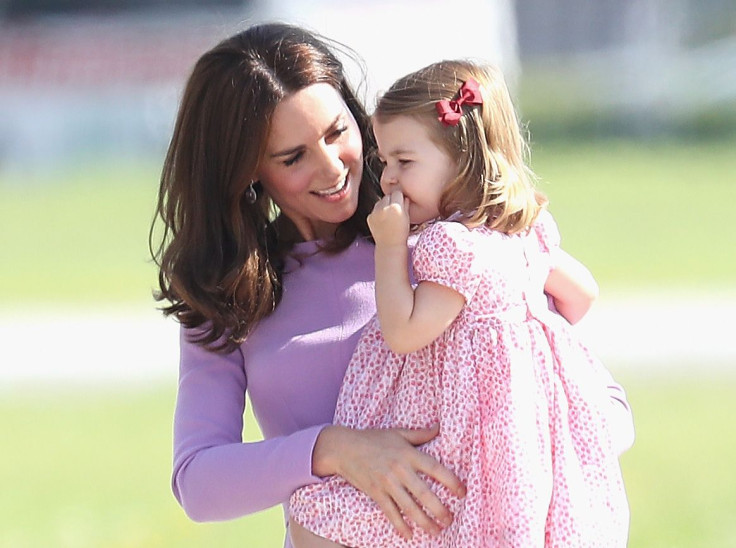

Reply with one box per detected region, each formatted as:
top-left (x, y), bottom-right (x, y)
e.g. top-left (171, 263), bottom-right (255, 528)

top-left (436, 78), bottom-right (483, 126)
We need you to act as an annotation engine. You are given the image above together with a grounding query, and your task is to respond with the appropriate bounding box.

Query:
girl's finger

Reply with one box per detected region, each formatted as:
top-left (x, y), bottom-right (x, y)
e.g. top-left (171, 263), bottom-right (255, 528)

top-left (390, 189), bottom-right (404, 205)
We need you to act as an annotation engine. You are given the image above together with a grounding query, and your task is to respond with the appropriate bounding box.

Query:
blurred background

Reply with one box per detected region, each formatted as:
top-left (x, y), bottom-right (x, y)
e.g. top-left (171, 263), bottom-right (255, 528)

top-left (1, 0), bottom-right (735, 547)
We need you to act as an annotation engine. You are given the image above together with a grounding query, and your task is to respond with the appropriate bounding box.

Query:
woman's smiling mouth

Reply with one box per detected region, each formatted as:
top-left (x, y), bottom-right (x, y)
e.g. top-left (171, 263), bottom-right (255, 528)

top-left (312, 176), bottom-right (348, 198)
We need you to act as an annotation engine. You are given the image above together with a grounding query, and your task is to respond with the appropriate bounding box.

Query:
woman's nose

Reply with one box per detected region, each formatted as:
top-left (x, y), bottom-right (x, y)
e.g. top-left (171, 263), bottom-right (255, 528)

top-left (319, 143), bottom-right (344, 178)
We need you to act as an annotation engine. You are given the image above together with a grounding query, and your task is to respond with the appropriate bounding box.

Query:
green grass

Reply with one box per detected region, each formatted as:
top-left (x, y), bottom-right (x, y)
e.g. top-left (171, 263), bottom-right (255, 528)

top-left (0, 161), bottom-right (161, 305)
top-left (2, 376), bottom-right (736, 547)
top-left (530, 139), bottom-right (736, 288)
top-left (1, 139), bottom-right (735, 305)
top-left (620, 376), bottom-right (736, 548)
top-left (0, 386), bottom-right (285, 548)
top-left (2, 141), bottom-right (735, 546)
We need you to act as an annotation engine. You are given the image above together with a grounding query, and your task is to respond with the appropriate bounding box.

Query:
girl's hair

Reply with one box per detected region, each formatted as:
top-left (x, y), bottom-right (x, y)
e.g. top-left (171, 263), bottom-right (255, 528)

top-left (149, 23), bottom-right (381, 352)
top-left (374, 60), bottom-right (546, 233)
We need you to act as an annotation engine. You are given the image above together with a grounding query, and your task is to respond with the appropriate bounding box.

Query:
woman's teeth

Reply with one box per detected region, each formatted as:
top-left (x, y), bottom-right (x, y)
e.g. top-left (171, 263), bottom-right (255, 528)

top-left (313, 178), bottom-right (347, 196)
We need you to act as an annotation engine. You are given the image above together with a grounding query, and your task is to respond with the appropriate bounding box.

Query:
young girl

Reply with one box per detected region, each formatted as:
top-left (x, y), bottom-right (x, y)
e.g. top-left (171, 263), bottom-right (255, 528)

top-left (288, 60), bottom-right (630, 547)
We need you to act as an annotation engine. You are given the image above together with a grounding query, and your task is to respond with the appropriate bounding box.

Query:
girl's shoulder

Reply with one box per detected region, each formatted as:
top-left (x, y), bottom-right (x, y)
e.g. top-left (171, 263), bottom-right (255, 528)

top-left (531, 209), bottom-right (561, 251)
top-left (417, 219), bottom-right (475, 248)
top-left (412, 220), bottom-right (485, 299)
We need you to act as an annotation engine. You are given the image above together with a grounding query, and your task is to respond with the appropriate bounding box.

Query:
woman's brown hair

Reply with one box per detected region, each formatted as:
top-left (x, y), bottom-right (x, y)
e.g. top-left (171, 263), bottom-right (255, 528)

top-left (374, 60), bottom-right (546, 234)
top-left (150, 23), bottom-right (381, 352)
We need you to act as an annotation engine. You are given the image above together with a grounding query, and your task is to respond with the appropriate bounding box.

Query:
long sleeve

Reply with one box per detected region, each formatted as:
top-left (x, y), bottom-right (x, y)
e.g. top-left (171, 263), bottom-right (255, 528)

top-left (171, 327), bottom-right (326, 522)
top-left (170, 238), bottom-right (377, 527)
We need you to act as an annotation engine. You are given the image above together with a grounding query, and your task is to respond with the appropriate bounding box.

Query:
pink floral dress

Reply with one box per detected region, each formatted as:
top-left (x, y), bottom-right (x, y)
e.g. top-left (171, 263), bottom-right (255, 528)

top-left (289, 212), bottom-right (629, 547)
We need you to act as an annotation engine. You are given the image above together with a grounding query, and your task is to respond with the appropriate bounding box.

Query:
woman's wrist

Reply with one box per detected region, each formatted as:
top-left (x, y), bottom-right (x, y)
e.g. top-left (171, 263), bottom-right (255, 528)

top-left (312, 424), bottom-right (348, 478)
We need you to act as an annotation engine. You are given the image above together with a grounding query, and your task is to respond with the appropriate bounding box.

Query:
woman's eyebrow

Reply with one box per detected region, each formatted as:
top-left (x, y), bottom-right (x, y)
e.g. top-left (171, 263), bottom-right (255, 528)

top-left (270, 114), bottom-right (343, 158)
top-left (270, 145), bottom-right (303, 159)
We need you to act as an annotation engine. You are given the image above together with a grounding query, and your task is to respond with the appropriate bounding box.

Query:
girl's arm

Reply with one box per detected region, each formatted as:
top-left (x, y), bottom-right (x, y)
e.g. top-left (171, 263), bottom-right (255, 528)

top-left (368, 191), bottom-right (465, 354)
top-left (544, 247), bottom-right (599, 325)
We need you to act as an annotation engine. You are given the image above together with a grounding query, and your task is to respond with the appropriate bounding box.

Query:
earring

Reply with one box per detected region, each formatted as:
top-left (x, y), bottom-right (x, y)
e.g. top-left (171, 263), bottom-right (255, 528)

top-left (245, 181), bottom-right (257, 204)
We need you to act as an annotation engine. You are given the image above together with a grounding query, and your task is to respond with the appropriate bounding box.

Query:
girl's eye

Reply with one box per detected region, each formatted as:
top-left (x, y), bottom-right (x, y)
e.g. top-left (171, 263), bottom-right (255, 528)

top-left (284, 151), bottom-right (304, 167)
top-left (398, 159), bottom-right (412, 166)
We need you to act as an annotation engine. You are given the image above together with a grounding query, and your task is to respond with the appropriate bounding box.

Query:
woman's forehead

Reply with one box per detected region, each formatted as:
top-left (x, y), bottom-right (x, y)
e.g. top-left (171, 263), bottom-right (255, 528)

top-left (267, 83), bottom-right (347, 145)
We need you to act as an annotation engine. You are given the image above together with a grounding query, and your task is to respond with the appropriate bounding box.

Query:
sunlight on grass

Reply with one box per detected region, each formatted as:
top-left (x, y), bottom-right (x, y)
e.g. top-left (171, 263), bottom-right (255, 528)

top-left (621, 375), bottom-right (736, 548)
top-left (1, 140), bottom-right (735, 306)
top-left (2, 376), bottom-right (736, 547)
top-left (0, 386), bottom-right (285, 548)
top-left (531, 139), bottom-right (736, 288)
top-left (0, 162), bottom-right (161, 305)
top-left (2, 141), bottom-right (735, 546)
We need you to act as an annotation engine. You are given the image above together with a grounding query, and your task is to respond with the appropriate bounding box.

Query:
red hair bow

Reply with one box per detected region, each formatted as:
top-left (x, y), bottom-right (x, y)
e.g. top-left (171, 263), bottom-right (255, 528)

top-left (436, 78), bottom-right (483, 126)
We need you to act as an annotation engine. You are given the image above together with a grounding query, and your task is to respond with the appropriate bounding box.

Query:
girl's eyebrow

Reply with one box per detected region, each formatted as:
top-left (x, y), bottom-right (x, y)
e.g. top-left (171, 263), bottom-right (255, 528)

top-left (385, 147), bottom-right (414, 157)
top-left (270, 114), bottom-right (343, 158)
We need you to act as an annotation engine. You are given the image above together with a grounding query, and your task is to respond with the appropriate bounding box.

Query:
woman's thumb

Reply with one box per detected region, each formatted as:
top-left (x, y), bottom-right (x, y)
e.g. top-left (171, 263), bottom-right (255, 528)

top-left (397, 423), bottom-right (440, 446)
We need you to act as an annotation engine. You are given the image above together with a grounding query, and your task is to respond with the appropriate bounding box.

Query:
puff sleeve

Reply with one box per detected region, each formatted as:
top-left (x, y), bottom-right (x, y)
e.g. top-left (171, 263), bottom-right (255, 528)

top-left (412, 221), bottom-right (482, 303)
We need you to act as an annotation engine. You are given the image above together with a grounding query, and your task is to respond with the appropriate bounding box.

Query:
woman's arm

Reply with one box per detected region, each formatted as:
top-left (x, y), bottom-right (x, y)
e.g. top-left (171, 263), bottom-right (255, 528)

top-left (172, 327), bottom-right (326, 521)
top-left (368, 191), bottom-right (465, 354)
top-left (174, 327), bottom-right (465, 533)
top-left (544, 247), bottom-right (599, 325)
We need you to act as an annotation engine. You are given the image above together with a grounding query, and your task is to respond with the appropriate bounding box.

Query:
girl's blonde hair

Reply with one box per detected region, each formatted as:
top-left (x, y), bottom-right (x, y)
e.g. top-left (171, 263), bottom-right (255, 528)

top-left (374, 60), bottom-right (546, 234)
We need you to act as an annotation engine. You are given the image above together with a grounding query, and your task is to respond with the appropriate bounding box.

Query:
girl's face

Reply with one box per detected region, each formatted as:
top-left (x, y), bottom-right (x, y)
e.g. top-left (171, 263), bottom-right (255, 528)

top-left (373, 115), bottom-right (457, 225)
top-left (257, 83), bottom-right (363, 241)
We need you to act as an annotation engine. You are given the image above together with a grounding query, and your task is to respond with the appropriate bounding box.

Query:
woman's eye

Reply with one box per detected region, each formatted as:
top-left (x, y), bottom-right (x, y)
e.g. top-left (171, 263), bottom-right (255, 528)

top-left (398, 159), bottom-right (412, 166)
top-left (329, 126), bottom-right (348, 140)
top-left (284, 151), bottom-right (304, 167)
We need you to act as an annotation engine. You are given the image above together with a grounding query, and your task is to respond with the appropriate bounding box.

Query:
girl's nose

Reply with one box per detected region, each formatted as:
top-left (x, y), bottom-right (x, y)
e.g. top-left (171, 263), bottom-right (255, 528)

top-left (380, 171), bottom-right (397, 195)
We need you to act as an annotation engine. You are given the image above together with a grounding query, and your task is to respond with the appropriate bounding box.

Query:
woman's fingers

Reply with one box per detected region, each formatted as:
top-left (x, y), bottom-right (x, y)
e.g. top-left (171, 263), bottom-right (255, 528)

top-left (396, 425), bottom-right (467, 499)
top-left (401, 467), bottom-right (454, 528)
top-left (387, 477), bottom-right (442, 538)
top-left (371, 490), bottom-right (413, 540)
top-left (320, 425), bottom-right (464, 538)
top-left (415, 450), bottom-right (467, 499)
top-left (395, 423), bottom-right (439, 445)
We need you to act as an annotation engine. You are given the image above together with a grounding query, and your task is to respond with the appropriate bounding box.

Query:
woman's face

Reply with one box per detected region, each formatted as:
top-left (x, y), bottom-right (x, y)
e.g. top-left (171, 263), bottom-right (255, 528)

top-left (257, 83), bottom-right (364, 241)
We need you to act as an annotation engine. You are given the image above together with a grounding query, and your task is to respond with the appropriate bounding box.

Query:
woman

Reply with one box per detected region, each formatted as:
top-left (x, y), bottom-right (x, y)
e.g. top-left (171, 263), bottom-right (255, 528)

top-left (150, 22), bottom-right (634, 547)
top-left (150, 23), bottom-right (467, 546)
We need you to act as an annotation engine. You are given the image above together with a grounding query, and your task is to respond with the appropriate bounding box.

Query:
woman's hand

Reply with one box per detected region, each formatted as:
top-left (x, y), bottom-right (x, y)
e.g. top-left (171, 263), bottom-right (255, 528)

top-left (312, 424), bottom-right (466, 540)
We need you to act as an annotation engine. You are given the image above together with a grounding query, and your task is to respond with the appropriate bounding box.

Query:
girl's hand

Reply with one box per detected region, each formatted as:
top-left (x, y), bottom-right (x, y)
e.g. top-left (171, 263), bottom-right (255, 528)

top-left (367, 190), bottom-right (410, 247)
top-left (312, 424), bottom-right (466, 540)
